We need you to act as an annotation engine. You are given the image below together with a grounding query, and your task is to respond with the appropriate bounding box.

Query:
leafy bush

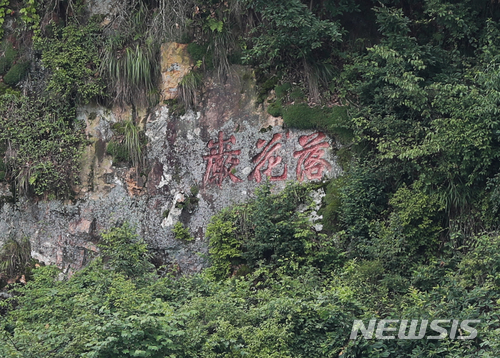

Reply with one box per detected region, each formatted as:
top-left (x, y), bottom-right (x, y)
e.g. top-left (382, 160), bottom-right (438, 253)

top-left (340, 3), bottom-right (500, 242)
top-left (207, 182), bottom-right (336, 277)
top-left (36, 19), bottom-right (105, 104)
top-left (0, 42), bottom-right (17, 75)
top-left (0, 94), bottom-right (86, 197)
top-left (333, 163), bottom-right (388, 253)
top-left (106, 140), bottom-right (129, 163)
top-left (187, 41), bottom-right (213, 69)
top-left (0, 237), bottom-right (31, 282)
top-left (19, 0), bottom-right (40, 32)
top-left (242, 0), bottom-right (342, 70)
top-left (172, 222), bottom-right (194, 242)
top-left (206, 208), bottom-right (243, 279)
top-left (99, 222), bottom-right (154, 278)
top-left (3, 61), bottom-right (29, 86)
top-left (0, 0), bottom-right (10, 39)
top-left (2, 229), bottom-right (498, 357)
top-left (367, 182), bottom-right (445, 273)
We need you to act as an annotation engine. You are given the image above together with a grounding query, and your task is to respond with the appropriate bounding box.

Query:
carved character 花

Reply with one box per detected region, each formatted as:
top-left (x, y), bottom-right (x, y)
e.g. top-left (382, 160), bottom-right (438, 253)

top-left (248, 133), bottom-right (288, 183)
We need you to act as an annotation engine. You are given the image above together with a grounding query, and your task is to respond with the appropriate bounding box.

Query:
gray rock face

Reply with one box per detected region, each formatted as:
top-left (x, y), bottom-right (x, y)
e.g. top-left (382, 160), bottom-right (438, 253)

top-left (85, 0), bottom-right (119, 17)
top-left (148, 106), bottom-right (340, 238)
top-left (0, 66), bottom-right (342, 275)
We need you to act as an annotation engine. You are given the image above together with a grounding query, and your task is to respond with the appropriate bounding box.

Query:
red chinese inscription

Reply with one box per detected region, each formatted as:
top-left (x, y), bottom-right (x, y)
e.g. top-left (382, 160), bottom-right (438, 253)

top-left (203, 131), bottom-right (243, 187)
top-left (248, 133), bottom-right (287, 183)
top-left (293, 132), bottom-right (332, 181)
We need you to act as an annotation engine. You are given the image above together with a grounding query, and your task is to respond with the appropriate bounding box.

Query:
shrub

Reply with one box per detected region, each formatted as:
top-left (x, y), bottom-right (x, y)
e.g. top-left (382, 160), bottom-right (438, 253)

top-left (282, 103), bottom-right (351, 141)
top-left (206, 182), bottom-right (333, 278)
top-left (99, 222), bottom-right (154, 278)
top-left (3, 62), bottom-right (29, 86)
top-left (106, 140), bottom-right (129, 163)
top-left (172, 222), bottom-right (194, 242)
top-left (0, 43), bottom-right (17, 75)
top-left (187, 42), bottom-right (213, 69)
top-left (0, 237), bottom-right (31, 281)
top-left (36, 20), bottom-right (105, 103)
top-left (206, 209), bottom-right (242, 279)
top-left (0, 94), bottom-right (86, 197)
top-left (267, 99), bottom-right (283, 117)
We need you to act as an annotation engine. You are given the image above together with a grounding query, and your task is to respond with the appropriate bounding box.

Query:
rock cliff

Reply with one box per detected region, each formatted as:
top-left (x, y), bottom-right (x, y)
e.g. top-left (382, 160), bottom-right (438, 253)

top-left (0, 3), bottom-right (341, 274)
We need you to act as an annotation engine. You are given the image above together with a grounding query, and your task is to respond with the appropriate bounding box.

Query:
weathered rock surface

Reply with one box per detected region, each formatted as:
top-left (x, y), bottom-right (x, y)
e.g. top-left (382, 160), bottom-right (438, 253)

top-left (0, 50), bottom-right (341, 275)
top-left (160, 42), bottom-right (193, 102)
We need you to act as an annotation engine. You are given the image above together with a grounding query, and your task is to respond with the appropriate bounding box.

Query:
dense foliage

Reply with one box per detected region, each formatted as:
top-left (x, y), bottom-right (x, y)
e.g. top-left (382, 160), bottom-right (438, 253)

top-left (0, 94), bottom-right (86, 197)
top-left (0, 200), bottom-right (499, 357)
top-left (1, 0), bottom-right (500, 357)
top-left (36, 19), bottom-right (105, 104)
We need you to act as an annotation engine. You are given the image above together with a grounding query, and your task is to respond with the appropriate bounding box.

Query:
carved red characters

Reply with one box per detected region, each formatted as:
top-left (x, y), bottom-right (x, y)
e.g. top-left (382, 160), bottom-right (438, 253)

top-left (203, 131), bottom-right (243, 187)
top-left (293, 132), bottom-right (332, 181)
top-left (247, 133), bottom-right (288, 183)
top-left (203, 131), bottom-right (332, 186)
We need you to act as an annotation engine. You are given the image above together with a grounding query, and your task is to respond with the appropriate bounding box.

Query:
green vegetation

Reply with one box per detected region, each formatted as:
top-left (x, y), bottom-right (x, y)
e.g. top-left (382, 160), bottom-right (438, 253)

top-left (1, 186), bottom-right (499, 356)
top-left (0, 237), bottom-right (31, 282)
top-left (179, 70), bottom-right (203, 108)
top-left (106, 140), bottom-right (129, 164)
top-left (0, 94), bottom-right (85, 197)
top-left (187, 42), bottom-right (213, 69)
top-left (122, 120), bottom-right (142, 168)
top-left (36, 19), bottom-right (105, 104)
top-left (0, 0), bottom-right (11, 40)
top-left (163, 98), bottom-right (186, 116)
top-left (0, 43), bottom-right (17, 75)
top-left (278, 103), bottom-right (352, 142)
top-left (0, 1), bottom-right (500, 356)
top-left (3, 61), bottom-right (29, 86)
top-left (241, 0), bottom-right (342, 72)
top-left (99, 223), bottom-right (154, 278)
top-left (172, 222), bottom-right (194, 242)
top-left (19, 0), bottom-right (40, 33)
top-left (207, 182), bottom-right (335, 276)
top-left (104, 43), bottom-right (159, 107)
top-left (107, 120), bottom-right (144, 168)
